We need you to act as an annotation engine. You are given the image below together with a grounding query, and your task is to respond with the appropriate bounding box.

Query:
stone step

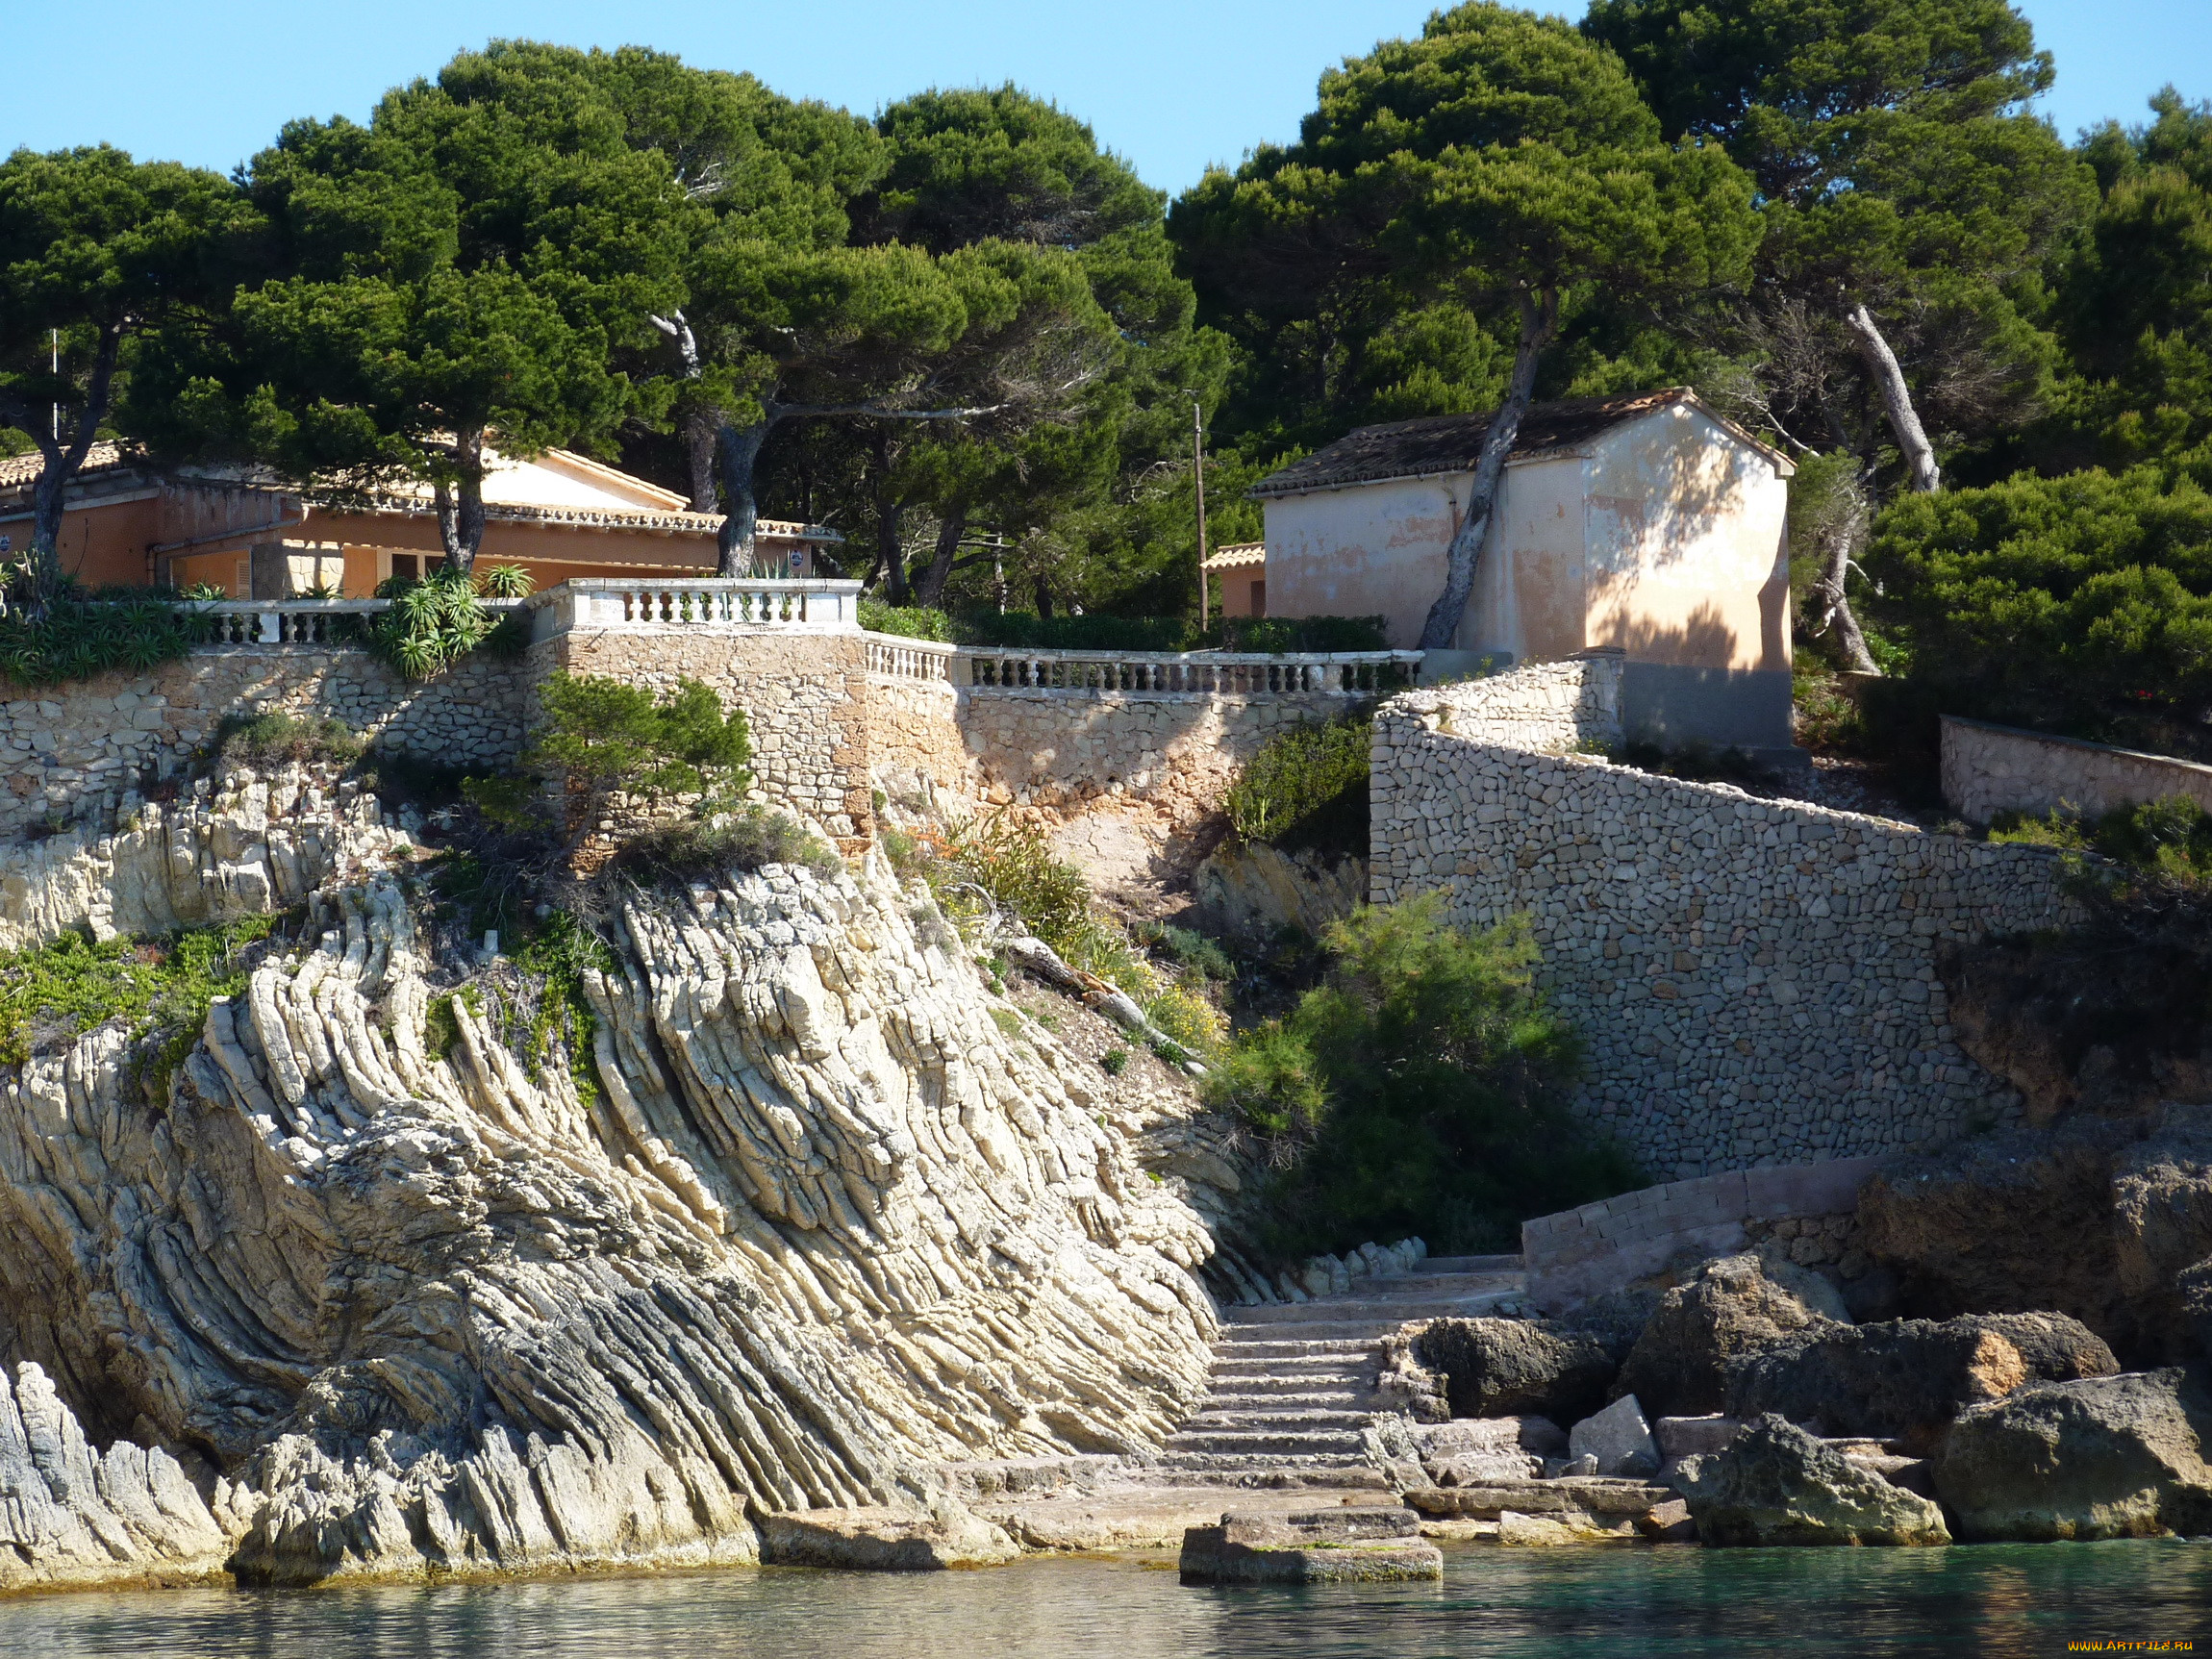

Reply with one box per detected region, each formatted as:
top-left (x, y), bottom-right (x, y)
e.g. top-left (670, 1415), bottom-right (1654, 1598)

top-left (1200, 1388), bottom-right (1374, 1411)
top-left (1209, 1358), bottom-right (1377, 1383)
top-left (1351, 1270), bottom-right (1521, 1297)
top-left (1213, 1335), bottom-right (1380, 1358)
top-left (1146, 1449), bottom-right (1384, 1477)
top-left (1225, 1295), bottom-right (1514, 1328)
top-left (1178, 1408), bottom-right (1377, 1433)
top-left (1125, 1463), bottom-right (1394, 1491)
top-left (1166, 1429), bottom-right (1371, 1456)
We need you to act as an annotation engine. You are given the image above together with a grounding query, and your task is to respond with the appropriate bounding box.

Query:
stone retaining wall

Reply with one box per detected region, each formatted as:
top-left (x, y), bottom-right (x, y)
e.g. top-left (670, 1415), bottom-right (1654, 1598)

top-left (549, 631), bottom-right (875, 845)
top-left (867, 675), bottom-right (1367, 826)
top-left (1941, 713), bottom-right (2212, 825)
top-left (1521, 1157), bottom-right (1883, 1311)
top-left (0, 649), bottom-right (523, 841)
top-left (1371, 668), bottom-right (2077, 1179)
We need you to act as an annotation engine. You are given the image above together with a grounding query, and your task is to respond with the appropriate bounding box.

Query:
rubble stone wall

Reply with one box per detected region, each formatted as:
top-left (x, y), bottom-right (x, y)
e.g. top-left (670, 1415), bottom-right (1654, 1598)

top-left (0, 648), bottom-right (522, 841)
top-left (1371, 667), bottom-right (2078, 1180)
top-left (548, 630), bottom-right (876, 845)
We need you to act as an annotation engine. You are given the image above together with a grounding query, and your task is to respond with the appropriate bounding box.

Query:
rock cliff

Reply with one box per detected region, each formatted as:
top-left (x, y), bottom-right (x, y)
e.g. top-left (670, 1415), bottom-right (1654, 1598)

top-left (0, 840), bottom-right (1226, 1587)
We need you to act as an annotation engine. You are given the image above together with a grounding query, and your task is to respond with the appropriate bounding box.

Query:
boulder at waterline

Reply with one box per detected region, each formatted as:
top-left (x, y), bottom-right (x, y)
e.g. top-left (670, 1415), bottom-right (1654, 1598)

top-left (1726, 1313), bottom-right (2120, 1452)
top-left (1934, 1369), bottom-right (2212, 1542)
top-left (1613, 1255), bottom-right (1845, 1417)
top-left (1857, 1121), bottom-right (2137, 1345)
top-left (1417, 1416), bottom-right (1560, 1484)
top-left (1568, 1395), bottom-right (1659, 1477)
top-left (1676, 1416), bottom-right (1950, 1547)
top-left (758, 1505), bottom-right (1021, 1571)
top-left (1388, 1318), bottom-right (1623, 1424)
top-left (2113, 1108), bottom-right (2212, 1361)
top-left (1177, 1507), bottom-right (1442, 1584)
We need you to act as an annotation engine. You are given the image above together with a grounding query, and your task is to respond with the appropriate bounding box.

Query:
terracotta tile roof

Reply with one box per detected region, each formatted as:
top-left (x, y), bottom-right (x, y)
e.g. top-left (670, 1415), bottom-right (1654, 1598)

top-left (369, 495), bottom-right (842, 541)
top-left (0, 441), bottom-right (134, 490)
top-left (1203, 541), bottom-right (1267, 571)
top-left (0, 444), bottom-right (842, 542)
top-left (1249, 389), bottom-right (1781, 499)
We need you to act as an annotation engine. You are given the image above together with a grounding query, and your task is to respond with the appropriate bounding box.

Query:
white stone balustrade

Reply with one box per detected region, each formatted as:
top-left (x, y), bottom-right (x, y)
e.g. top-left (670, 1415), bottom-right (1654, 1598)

top-left (189, 597), bottom-right (528, 647)
top-left (532, 578), bottom-right (863, 640)
top-left (960, 647), bottom-right (1421, 696)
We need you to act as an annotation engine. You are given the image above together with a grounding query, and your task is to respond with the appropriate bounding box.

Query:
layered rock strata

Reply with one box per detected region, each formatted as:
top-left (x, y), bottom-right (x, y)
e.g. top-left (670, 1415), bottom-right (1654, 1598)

top-left (0, 849), bottom-right (1223, 1587)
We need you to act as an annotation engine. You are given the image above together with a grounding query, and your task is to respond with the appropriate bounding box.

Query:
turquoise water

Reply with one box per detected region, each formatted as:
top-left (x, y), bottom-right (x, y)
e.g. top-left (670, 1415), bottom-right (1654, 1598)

top-left (0, 1543), bottom-right (2204, 1658)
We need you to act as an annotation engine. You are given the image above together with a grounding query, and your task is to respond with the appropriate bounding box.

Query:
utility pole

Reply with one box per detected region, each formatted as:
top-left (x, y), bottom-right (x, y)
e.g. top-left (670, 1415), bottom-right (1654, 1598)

top-left (1187, 392), bottom-right (1209, 630)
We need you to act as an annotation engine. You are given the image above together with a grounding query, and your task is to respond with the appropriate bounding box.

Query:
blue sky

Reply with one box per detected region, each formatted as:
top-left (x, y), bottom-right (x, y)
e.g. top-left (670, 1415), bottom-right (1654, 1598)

top-left (4, 1), bottom-right (2202, 195)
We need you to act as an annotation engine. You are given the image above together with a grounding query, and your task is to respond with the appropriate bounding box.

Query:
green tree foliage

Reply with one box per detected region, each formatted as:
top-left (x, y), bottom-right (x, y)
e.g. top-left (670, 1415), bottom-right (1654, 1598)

top-left (2034, 91), bottom-right (2212, 473)
top-left (1207, 895), bottom-right (1635, 1256)
top-left (135, 43), bottom-right (693, 570)
top-left (1172, 4), bottom-right (1756, 459)
top-left (519, 671), bottom-right (754, 853)
top-left (0, 145), bottom-right (257, 604)
top-left (1172, 4), bottom-right (1758, 644)
top-left (1862, 462), bottom-right (2212, 747)
top-left (1586, 0), bottom-right (2094, 466)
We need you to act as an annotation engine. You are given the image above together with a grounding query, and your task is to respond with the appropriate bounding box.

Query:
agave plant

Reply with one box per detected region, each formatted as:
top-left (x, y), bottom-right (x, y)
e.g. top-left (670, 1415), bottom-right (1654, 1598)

top-left (478, 565), bottom-right (533, 598)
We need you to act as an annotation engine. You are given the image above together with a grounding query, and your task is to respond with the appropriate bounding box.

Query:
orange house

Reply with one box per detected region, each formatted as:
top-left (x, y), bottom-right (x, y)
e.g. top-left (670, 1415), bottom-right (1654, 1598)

top-left (0, 443), bottom-right (842, 597)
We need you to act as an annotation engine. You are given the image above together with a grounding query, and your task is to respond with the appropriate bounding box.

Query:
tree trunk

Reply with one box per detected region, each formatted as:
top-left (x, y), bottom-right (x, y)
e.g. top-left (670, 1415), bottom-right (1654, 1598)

top-left (6, 327), bottom-right (121, 613)
top-left (683, 408), bottom-right (718, 515)
top-left (870, 429), bottom-right (910, 605)
top-left (648, 313), bottom-right (720, 515)
top-left (1417, 289), bottom-right (1558, 651)
top-left (715, 420), bottom-right (769, 576)
top-left (1844, 301), bottom-right (1940, 494)
top-left (1034, 577), bottom-right (1054, 618)
top-left (911, 510), bottom-right (968, 609)
top-left (1805, 468), bottom-right (1879, 675)
top-left (430, 431), bottom-right (489, 575)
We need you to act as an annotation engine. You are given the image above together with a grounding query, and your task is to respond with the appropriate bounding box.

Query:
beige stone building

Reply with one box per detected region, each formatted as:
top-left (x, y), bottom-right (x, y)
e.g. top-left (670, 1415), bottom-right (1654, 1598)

top-left (1251, 388), bottom-right (1797, 757)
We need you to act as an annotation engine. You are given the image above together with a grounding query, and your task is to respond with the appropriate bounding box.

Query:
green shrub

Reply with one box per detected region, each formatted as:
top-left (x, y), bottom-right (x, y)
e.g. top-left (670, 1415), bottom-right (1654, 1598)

top-left (616, 807), bottom-right (842, 884)
top-left (1206, 894), bottom-right (1637, 1256)
top-left (934, 816), bottom-right (1094, 958)
top-left (1992, 793), bottom-right (2212, 887)
top-left (526, 672), bottom-right (754, 855)
top-left (0, 915), bottom-right (278, 1098)
top-left (1100, 1046), bottom-right (1129, 1075)
top-left (513, 911), bottom-right (615, 1104)
top-left (858, 599), bottom-right (956, 641)
top-left (0, 591), bottom-right (197, 687)
top-left (1863, 465), bottom-right (2212, 758)
top-left (1133, 919), bottom-right (1234, 981)
top-left (478, 565), bottom-right (534, 598)
top-left (1212, 615), bottom-right (1391, 654)
top-left (214, 711), bottom-right (364, 767)
top-left (1226, 718), bottom-right (1371, 854)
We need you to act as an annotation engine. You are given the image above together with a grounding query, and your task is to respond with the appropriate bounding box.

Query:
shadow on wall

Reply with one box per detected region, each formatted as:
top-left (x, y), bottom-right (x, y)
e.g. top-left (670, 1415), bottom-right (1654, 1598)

top-left (1589, 604), bottom-right (1795, 755)
top-left (949, 688), bottom-right (1381, 817)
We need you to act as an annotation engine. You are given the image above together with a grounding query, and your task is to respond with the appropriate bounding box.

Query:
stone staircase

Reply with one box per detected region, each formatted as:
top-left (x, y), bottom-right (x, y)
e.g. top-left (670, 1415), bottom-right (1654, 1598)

top-left (1137, 1254), bottom-right (1525, 1489)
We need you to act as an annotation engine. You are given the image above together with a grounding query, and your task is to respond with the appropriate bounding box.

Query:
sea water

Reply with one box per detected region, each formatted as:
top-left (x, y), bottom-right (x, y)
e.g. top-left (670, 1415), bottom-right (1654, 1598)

top-left (0, 1541), bottom-right (2204, 1658)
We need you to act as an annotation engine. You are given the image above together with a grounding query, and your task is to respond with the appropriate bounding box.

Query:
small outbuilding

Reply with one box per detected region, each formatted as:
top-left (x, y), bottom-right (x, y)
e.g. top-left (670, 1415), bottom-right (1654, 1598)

top-left (1250, 388), bottom-right (1797, 759)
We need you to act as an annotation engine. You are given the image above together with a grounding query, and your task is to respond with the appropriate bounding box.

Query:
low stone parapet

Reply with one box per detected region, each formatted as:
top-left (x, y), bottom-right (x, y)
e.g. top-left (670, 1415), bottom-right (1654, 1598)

top-left (1941, 713), bottom-right (2212, 825)
top-left (1521, 1157), bottom-right (1887, 1313)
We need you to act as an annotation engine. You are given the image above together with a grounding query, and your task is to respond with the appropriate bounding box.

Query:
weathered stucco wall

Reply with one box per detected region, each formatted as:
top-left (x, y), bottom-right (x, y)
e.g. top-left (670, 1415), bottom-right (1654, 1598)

top-left (1941, 714), bottom-right (2212, 825)
top-left (1370, 666), bottom-right (2075, 1179)
top-left (0, 648), bottom-right (524, 841)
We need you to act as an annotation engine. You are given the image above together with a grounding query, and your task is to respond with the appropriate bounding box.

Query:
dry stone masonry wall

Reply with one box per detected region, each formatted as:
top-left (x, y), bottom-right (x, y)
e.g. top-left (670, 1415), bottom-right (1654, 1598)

top-left (1371, 666), bottom-right (2077, 1179)
top-left (0, 649), bottom-right (522, 842)
top-left (539, 631), bottom-right (876, 846)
